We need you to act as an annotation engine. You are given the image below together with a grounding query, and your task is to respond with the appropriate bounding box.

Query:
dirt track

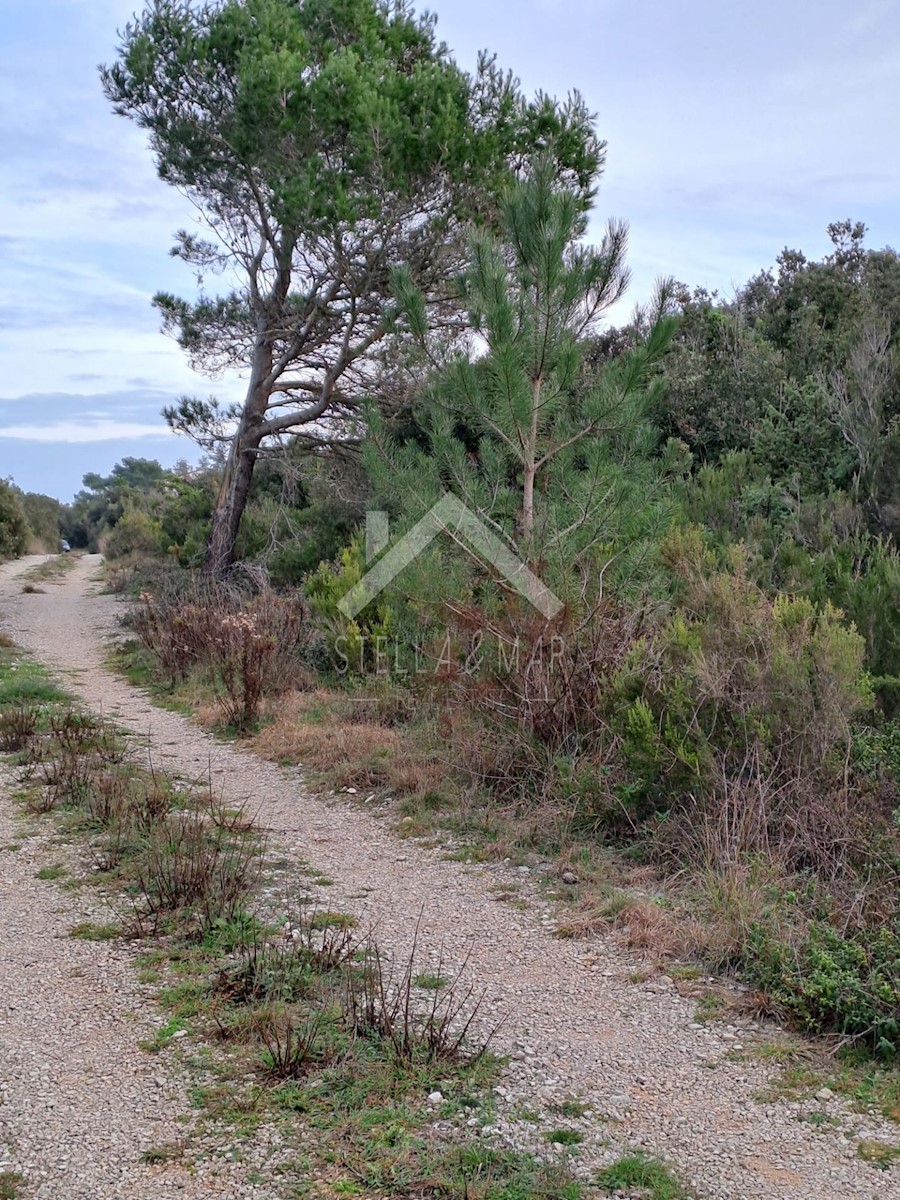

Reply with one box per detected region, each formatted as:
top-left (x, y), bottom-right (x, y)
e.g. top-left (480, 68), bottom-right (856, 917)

top-left (0, 553), bottom-right (898, 1199)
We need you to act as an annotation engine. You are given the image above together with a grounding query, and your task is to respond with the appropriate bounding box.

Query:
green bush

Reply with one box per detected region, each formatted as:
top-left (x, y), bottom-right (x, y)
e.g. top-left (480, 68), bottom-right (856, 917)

top-left (0, 480), bottom-right (28, 560)
top-left (852, 719), bottom-right (900, 782)
top-left (305, 537), bottom-right (395, 674)
top-left (745, 921), bottom-right (900, 1059)
top-left (618, 540), bottom-right (871, 803)
top-left (810, 535), bottom-right (900, 714)
top-left (103, 507), bottom-right (164, 560)
top-left (20, 491), bottom-right (64, 550)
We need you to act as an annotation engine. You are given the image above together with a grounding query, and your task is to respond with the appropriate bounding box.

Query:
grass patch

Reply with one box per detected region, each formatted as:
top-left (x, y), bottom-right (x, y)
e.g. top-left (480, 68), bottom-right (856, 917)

top-left (413, 972), bottom-right (448, 990)
top-left (597, 1152), bottom-right (690, 1199)
top-left (757, 1049), bottom-right (900, 1124)
top-left (552, 1099), bottom-right (589, 1119)
top-left (68, 921), bottom-right (121, 941)
top-left (139, 1142), bottom-right (184, 1164)
top-left (797, 1110), bottom-right (839, 1127)
top-left (142, 1017), bottom-right (186, 1053)
top-left (21, 555), bottom-right (77, 584)
top-left (833, 1059), bottom-right (900, 1124)
top-left (307, 910), bottom-right (356, 931)
top-left (0, 653), bottom-right (68, 707)
top-left (139, 918), bottom-right (575, 1198)
top-left (856, 1140), bottom-right (900, 1169)
top-left (0, 1172), bottom-right (25, 1200)
top-left (546, 1127), bottom-right (584, 1146)
top-left (694, 991), bottom-right (729, 1023)
top-left (35, 863), bottom-right (67, 880)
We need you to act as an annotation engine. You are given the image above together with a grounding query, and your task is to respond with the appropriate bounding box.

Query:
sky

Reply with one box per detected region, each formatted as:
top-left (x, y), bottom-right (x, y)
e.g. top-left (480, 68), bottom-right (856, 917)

top-left (1, 0), bottom-right (898, 500)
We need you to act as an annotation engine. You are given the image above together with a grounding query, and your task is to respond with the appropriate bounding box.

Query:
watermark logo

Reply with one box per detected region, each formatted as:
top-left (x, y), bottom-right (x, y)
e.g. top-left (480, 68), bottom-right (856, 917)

top-left (337, 492), bottom-right (563, 620)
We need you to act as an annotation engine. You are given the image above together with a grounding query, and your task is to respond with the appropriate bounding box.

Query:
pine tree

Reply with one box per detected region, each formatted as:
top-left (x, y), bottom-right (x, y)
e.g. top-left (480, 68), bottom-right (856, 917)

top-left (103, 0), bottom-right (603, 578)
top-left (364, 159), bottom-right (686, 618)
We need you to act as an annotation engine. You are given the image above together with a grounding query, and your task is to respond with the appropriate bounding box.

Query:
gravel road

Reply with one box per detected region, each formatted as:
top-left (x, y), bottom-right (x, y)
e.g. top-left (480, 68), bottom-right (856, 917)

top-left (0, 553), bottom-right (897, 1199)
top-left (0, 558), bottom-right (281, 1199)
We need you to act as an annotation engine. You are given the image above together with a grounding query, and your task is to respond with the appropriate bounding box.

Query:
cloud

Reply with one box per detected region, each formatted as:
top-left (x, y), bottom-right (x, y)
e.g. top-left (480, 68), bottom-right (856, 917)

top-left (0, 388), bottom-right (177, 431)
top-left (0, 3), bottom-right (246, 407)
top-left (0, 419), bottom-right (175, 444)
top-left (1, 0), bottom-right (898, 488)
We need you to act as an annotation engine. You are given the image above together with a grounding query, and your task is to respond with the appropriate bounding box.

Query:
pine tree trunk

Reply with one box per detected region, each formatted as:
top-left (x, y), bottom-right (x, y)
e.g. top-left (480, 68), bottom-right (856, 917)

top-left (203, 337), bottom-right (272, 578)
top-left (203, 426), bottom-right (261, 577)
top-left (521, 376), bottom-right (542, 555)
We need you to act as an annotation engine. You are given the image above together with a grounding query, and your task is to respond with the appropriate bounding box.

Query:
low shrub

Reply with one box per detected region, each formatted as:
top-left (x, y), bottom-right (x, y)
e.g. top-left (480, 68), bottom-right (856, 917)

top-left (343, 933), bottom-right (492, 1065)
top-left (132, 803), bottom-right (259, 935)
top-left (103, 507), bottom-right (163, 560)
top-left (305, 537), bottom-right (395, 675)
top-left (617, 542), bottom-right (879, 877)
top-left (133, 583), bottom-right (307, 728)
top-left (253, 1003), bottom-right (339, 1078)
top-left (744, 920), bottom-right (900, 1059)
top-left (0, 704), bottom-right (38, 751)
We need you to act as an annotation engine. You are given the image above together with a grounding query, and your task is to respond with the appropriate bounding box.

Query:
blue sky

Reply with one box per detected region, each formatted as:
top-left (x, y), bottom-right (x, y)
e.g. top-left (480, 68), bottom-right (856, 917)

top-left (1, 0), bottom-right (898, 500)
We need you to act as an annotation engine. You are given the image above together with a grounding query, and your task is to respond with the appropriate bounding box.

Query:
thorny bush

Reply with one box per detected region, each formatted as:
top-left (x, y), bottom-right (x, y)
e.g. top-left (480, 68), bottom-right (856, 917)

top-left (133, 581), bottom-right (307, 728)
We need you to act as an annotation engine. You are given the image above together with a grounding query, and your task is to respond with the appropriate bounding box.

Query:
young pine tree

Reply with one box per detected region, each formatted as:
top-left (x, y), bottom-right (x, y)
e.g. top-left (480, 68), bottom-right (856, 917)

top-left (364, 159), bottom-right (687, 617)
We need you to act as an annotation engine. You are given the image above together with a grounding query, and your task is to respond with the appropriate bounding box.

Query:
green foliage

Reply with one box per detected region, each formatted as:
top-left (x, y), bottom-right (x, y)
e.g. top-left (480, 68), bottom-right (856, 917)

top-left (745, 921), bottom-right (900, 1059)
top-left (104, 0), bottom-right (604, 573)
top-left (157, 474), bottom-right (216, 565)
top-left (0, 480), bottom-right (28, 560)
top-left (0, 1171), bottom-right (25, 1200)
top-left (596, 1152), bottom-right (689, 1199)
top-left (103, 507), bottom-right (164, 560)
top-left (808, 535), bottom-right (900, 712)
top-left (236, 498), bottom-right (359, 586)
top-left (364, 160), bottom-right (685, 618)
top-left (619, 543), bottom-right (872, 809)
top-left (68, 457), bottom-right (170, 550)
top-left (306, 538), bottom-right (395, 673)
top-left (852, 718), bottom-right (900, 782)
top-left (0, 653), bottom-right (69, 708)
top-left (652, 228), bottom-right (900, 694)
top-left (660, 301), bottom-right (791, 466)
top-left (19, 491), bottom-right (65, 550)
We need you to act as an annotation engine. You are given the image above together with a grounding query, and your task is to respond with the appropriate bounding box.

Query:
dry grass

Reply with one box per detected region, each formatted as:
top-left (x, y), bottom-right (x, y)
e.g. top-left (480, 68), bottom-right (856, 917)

top-left (551, 843), bottom-right (798, 975)
top-left (558, 887), bottom-right (705, 960)
top-left (21, 555), bottom-right (77, 584)
top-left (251, 690), bottom-right (448, 797)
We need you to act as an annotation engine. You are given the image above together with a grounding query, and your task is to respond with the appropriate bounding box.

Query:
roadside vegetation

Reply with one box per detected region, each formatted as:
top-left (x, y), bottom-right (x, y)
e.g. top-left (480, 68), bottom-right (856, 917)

top-left (3, 0), bottom-right (899, 1082)
top-left (103, 168), bottom-right (900, 1072)
top-left (4, 640), bottom-right (690, 1196)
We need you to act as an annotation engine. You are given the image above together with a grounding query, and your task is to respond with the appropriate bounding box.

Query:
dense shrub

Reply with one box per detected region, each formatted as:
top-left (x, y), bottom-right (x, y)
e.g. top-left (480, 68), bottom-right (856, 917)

top-left (134, 803), bottom-right (258, 933)
top-left (103, 507), bottom-right (163, 560)
top-left (810, 534), bottom-right (900, 713)
top-left (134, 583), bottom-right (307, 728)
top-left (745, 921), bottom-right (900, 1059)
top-left (0, 480), bottom-right (28, 560)
top-left (20, 491), bottom-right (64, 551)
top-left (618, 539), bottom-right (873, 853)
top-left (305, 538), bottom-right (395, 674)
